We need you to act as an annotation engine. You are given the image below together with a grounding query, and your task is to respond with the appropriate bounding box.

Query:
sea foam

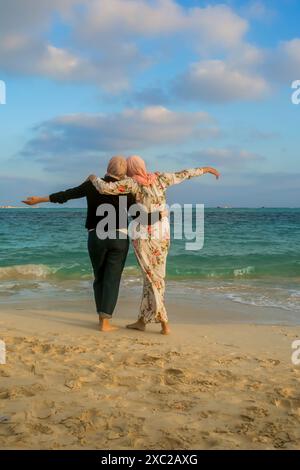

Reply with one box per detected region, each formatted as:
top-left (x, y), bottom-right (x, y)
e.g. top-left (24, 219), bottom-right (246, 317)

top-left (0, 264), bottom-right (53, 280)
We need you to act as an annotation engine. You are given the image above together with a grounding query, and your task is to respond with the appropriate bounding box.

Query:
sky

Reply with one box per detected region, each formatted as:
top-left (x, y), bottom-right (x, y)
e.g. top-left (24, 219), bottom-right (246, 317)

top-left (0, 0), bottom-right (299, 207)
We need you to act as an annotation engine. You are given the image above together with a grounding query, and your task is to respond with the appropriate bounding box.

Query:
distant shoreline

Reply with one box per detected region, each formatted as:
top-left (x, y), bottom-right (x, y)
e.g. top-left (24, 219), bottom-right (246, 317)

top-left (0, 205), bottom-right (38, 209)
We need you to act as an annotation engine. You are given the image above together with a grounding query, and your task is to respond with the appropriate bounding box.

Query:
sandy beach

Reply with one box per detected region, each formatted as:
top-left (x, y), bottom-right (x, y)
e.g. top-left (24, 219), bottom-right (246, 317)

top-left (1, 296), bottom-right (300, 450)
top-left (1, 0), bottom-right (300, 457)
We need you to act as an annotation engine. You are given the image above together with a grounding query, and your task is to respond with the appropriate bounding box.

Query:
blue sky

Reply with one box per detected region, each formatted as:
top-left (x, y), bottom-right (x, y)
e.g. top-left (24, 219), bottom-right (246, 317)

top-left (0, 0), bottom-right (299, 207)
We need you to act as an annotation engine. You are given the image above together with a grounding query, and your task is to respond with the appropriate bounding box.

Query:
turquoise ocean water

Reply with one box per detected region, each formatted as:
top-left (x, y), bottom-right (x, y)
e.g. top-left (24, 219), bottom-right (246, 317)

top-left (0, 208), bottom-right (300, 315)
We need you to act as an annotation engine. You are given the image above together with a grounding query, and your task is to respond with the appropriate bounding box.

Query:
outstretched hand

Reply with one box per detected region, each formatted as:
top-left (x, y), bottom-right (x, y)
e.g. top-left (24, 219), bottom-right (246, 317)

top-left (203, 167), bottom-right (220, 179)
top-left (22, 196), bottom-right (41, 206)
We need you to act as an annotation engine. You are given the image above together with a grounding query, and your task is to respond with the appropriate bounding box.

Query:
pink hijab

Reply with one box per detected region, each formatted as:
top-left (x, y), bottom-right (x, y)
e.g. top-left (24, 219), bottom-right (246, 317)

top-left (127, 155), bottom-right (158, 186)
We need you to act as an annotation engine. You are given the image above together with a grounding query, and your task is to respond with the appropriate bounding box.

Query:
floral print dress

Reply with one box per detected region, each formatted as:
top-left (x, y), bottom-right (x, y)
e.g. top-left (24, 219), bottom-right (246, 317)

top-left (92, 167), bottom-right (204, 324)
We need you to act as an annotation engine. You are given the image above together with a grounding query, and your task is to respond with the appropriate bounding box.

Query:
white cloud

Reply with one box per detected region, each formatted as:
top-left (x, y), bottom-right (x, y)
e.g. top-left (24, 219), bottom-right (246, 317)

top-left (0, 1), bottom-right (298, 100)
top-left (0, 0), bottom-right (72, 35)
top-left (170, 35), bottom-right (300, 103)
top-left (242, 0), bottom-right (276, 22)
top-left (0, 0), bottom-right (249, 92)
top-left (182, 147), bottom-right (264, 168)
top-left (265, 38), bottom-right (300, 83)
top-left (74, 0), bottom-right (247, 48)
top-left (20, 106), bottom-right (218, 171)
top-left (0, 37), bottom-right (80, 78)
top-left (174, 60), bottom-right (268, 102)
top-left (228, 43), bottom-right (265, 69)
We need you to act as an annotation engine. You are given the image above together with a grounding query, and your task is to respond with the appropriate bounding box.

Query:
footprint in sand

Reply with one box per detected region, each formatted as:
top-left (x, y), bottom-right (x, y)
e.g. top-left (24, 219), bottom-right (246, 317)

top-left (193, 378), bottom-right (218, 392)
top-left (64, 377), bottom-right (87, 390)
top-left (275, 387), bottom-right (297, 399)
top-left (19, 360), bottom-right (44, 377)
top-left (0, 368), bottom-right (10, 378)
top-left (31, 423), bottom-right (54, 435)
top-left (159, 431), bottom-right (189, 449)
top-left (215, 354), bottom-right (248, 366)
top-left (165, 351), bottom-right (181, 358)
top-left (256, 358), bottom-right (281, 368)
top-left (273, 432), bottom-right (294, 449)
top-left (271, 386), bottom-right (300, 407)
top-left (245, 406), bottom-right (270, 418)
top-left (31, 342), bottom-right (87, 356)
top-left (272, 394), bottom-right (300, 412)
top-left (140, 354), bottom-right (165, 367)
top-left (163, 368), bottom-right (187, 386)
top-left (170, 400), bottom-right (195, 412)
top-left (214, 369), bottom-right (238, 381)
top-left (198, 410), bottom-right (216, 419)
top-left (0, 415), bottom-right (10, 423)
top-left (0, 383), bottom-right (45, 399)
top-left (32, 401), bottom-right (56, 420)
top-left (113, 372), bottom-right (143, 388)
top-left (133, 339), bottom-right (161, 347)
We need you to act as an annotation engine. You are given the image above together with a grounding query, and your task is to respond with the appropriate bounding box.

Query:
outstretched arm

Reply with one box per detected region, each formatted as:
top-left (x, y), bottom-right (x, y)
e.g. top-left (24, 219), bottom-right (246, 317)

top-left (88, 175), bottom-right (139, 196)
top-left (22, 181), bottom-right (89, 206)
top-left (158, 167), bottom-right (220, 189)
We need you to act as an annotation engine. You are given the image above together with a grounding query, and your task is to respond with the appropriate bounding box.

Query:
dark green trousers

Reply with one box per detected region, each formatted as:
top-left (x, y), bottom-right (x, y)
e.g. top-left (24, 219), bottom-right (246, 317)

top-left (88, 230), bottom-right (129, 318)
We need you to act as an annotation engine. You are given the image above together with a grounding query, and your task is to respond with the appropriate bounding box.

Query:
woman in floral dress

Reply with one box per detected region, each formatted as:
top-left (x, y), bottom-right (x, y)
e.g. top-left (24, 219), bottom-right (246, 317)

top-left (89, 156), bottom-right (219, 335)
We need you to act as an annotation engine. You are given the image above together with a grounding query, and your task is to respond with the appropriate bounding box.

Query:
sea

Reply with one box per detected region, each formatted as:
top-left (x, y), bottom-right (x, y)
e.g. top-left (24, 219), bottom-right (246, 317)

top-left (0, 207), bottom-right (300, 319)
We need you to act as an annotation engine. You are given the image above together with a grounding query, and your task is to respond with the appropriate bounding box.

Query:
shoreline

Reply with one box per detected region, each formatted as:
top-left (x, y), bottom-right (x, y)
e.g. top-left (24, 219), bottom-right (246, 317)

top-left (1, 283), bottom-right (300, 326)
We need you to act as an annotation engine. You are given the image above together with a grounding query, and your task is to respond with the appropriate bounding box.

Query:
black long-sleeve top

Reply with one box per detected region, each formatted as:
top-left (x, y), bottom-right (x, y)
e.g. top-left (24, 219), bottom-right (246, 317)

top-left (49, 175), bottom-right (136, 231)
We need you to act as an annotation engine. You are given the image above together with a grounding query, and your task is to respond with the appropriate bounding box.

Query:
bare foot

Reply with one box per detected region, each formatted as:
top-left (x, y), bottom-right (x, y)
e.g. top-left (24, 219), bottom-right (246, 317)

top-left (126, 319), bottom-right (146, 331)
top-left (99, 318), bottom-right (118, 332)
top-left (161, 321), bottom-right (170, 335)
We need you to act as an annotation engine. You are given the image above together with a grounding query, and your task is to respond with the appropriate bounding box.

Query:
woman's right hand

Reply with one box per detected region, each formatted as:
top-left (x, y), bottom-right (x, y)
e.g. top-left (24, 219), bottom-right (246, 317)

top-left (203, 167), bottom-right (220, 179)
top-left (22, 196), bottom-right (42, 205)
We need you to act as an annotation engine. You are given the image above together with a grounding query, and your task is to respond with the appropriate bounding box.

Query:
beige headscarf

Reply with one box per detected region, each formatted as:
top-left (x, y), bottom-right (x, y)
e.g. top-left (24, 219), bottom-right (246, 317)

top-left (106, 155), bottom-right (127, 180)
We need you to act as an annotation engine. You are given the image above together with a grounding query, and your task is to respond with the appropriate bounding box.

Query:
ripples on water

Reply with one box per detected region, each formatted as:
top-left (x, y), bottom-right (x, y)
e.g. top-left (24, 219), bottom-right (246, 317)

top-left (0, 208), bottom-right (299, 313)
